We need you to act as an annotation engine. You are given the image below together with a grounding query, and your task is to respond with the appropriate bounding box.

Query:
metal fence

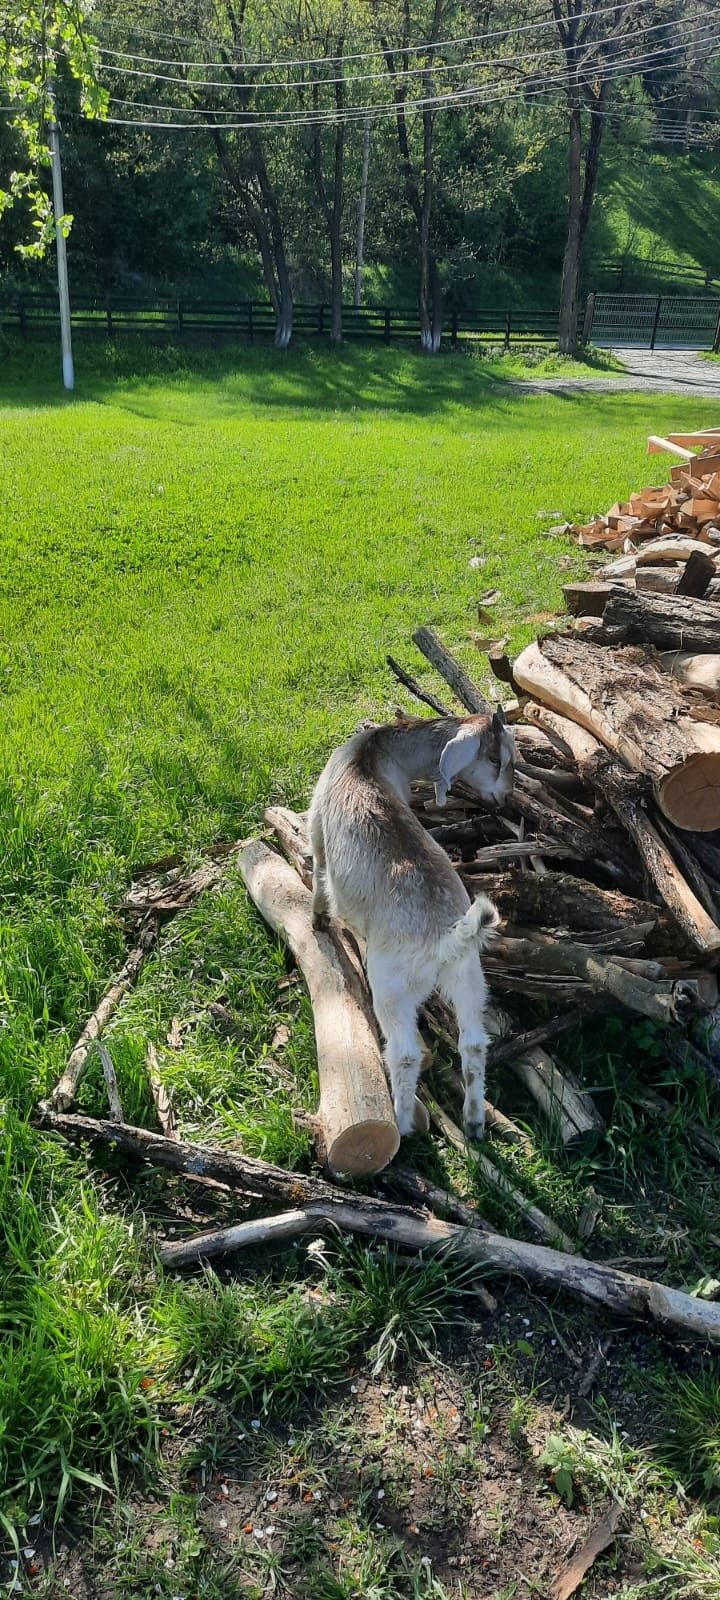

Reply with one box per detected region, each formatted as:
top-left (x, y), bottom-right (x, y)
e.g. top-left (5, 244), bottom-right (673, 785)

top-left (587, 292), bottom-right (720, 350)
top-left (0, 292), bottom-right (572, 347)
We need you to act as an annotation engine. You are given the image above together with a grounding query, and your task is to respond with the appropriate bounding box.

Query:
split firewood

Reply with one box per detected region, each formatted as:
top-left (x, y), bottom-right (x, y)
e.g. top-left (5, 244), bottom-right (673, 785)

top-left (146, 1042), bottom-right (177, 1138)
top-left (386, 654), bottom-right (450, 716)
top-left (46, 932), bottom-right (156, 1113)
top-left (412, 625), bottom-right (489, 713)
top-left (523, 704), bottom-right (720, 957)
top-left (635, 538), bottom-right (714, 567)
top-left (457, 839), bottom-right (582, 867)
top-left (98, 1042), bottom-right (124, 1123)
top-left (677, 550), bottom-right (717, 598)
top-left (238, 839), bottom-right (400, 1177)
top-left (549, 1502), bottom-right (623, 1600)
top-left (514, 636), bottom-right (720, 833)
top-left (602, 588), bottom-right (720, 656)
top-left (424, 1095), bottom-right (576, 1250)
top-left (660, 651), bottom-right (720, 696)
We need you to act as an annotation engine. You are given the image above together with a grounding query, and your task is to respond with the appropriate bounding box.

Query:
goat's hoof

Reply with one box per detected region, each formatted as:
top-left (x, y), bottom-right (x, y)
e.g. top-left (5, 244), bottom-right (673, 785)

top-left (412, 1098), bottom-right (430, 1134)
top-left (463, 1116), bottom-right (486, 1145)
top-left (312, 909), bottom-right (331, 933)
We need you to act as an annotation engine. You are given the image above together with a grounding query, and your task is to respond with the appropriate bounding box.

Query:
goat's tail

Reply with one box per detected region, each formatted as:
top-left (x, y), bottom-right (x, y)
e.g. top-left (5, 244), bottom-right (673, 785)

top-left (438, 893), bottom-right (500, 966)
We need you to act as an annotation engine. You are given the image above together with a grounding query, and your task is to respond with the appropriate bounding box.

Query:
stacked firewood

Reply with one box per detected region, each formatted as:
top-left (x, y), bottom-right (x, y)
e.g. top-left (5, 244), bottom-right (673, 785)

top-left (567, 427), bottom-right (720, 553)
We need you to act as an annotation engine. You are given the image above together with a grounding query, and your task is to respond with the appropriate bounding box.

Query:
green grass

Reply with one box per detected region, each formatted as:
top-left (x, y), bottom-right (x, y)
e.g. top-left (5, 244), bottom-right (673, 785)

top-left (1, 337), bottom-right (720, 1590)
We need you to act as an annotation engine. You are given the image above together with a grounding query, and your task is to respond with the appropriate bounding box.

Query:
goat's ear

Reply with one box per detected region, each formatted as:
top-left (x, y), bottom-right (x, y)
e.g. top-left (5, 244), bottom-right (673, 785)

top-left (492, 705), bottom-right (506, 733)
top-left (435, 727), bottom-right (482, 807)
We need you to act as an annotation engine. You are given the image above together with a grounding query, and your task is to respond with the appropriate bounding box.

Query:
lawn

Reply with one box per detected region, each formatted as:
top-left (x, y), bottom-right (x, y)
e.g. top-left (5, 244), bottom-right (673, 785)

top-left (2, 338), bottom-right (720, 1598)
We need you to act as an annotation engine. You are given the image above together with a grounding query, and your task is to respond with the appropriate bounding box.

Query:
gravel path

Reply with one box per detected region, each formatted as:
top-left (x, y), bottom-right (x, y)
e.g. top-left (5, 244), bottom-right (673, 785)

top-left (514, 345), bottom-right (720, 399)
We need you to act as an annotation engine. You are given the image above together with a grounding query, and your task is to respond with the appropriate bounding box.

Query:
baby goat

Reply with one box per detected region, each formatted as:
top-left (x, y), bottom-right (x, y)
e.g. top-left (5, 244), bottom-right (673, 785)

top-left (308, 711), bottom-right (515, 1140)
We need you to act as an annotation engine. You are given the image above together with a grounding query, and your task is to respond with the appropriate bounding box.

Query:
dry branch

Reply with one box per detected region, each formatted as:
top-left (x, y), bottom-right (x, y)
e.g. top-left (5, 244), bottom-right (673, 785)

top-left (412, 626), bottom-right (489, 713)
top-left (146, 1042), bottom-right (177, 1138)
top-left (47, 935), bottom-right (155, 1112)
top-left (425, 1095), bottom-right (576, 1250)
top-left (98, 1043), bottom-right (124, 1123)
top-left (550, 1503), bottom-right (623, 1600)
top-left (386, 654), bottom-right (450, 715)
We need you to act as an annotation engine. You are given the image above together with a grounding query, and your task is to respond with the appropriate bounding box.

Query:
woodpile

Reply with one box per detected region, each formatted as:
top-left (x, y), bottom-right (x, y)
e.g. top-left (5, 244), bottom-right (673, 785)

top-left (567, 427), bottom-right (720, 554)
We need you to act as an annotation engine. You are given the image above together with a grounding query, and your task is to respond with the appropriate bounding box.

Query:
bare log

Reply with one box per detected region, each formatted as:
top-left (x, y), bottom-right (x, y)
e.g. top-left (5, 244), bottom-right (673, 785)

top-left (386, 655), bottom-right (450, 715)
top-left (412, 626), bottom-right (489, 713)
top-left (159, 1209), bottom-right (313, 1266)
top-left (487, 934), bottom-right (700, 1026)
top-left (523, 704), bottom-right (720, 956)
top-left (98, 1043), bottom-right (124, 1123)
top-left (238, 840), bottom-right (399, 1177)
top-left (154, 1194), bottom-right (720, 1346)
top-left (603, 587), bottom-right (720, 654)
top-left (660, 651), bottom-right (720, 695)
top-left (468, 870), bottom-right (679, 950)
top-left (47, 935), bottom-right (155, 1112)
top-left (514, 637), bottom-right (720, 833)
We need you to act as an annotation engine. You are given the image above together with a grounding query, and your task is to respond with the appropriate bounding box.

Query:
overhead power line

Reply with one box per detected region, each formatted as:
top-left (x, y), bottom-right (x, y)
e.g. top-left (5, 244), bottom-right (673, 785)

top-left (95, 0), bottom-right (659, 75)
top-left (94, 8), bottom-right (707, 96)
top-left (90, 27), bottom-right (719, 131)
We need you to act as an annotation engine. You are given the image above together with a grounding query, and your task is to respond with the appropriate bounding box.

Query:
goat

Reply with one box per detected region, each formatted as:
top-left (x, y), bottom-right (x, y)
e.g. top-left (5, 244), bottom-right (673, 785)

top-left (308, 710), bottom-right (515, 1140)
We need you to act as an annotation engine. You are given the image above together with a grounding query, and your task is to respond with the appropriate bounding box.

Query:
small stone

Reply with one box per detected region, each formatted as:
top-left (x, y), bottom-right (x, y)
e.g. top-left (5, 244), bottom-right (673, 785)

top-left (251, 1419), bottom-right (262, 1431)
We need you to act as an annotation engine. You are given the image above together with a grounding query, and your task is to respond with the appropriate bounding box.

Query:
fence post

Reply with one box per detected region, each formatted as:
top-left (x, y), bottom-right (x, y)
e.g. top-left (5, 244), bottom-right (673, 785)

top-left (105, 297), bottom-right (113, 339)
top-left (384, 307), bottom-right (391, 344)
top-left (581, 292), bottom-right (596, 346)
top-left (176, 297), bottom-right (183, 335)
top-left (504, 309), bottom-right (511, 350)
top-left (650, 295), bottom-right (662, 351)
top-left (318, 303), bottom-right (325, 335)
top-left (17, 292), bottom-right (26, 336)
top-left (713, 302), bottom-right (720, 355)
top-left (248, 301), bottom-right (254, 341)
top-left (451, 308), bottom-right (458, 346)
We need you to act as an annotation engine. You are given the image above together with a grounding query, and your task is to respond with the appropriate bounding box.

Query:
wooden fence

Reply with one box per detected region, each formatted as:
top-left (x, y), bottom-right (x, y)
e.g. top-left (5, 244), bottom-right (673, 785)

top-left (0, 292), bottom-right (569, 347)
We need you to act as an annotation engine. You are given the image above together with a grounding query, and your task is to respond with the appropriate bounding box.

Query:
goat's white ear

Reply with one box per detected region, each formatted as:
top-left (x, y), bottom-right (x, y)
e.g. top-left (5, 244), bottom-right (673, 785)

top-left (435, 728), bottom-right (482, 807)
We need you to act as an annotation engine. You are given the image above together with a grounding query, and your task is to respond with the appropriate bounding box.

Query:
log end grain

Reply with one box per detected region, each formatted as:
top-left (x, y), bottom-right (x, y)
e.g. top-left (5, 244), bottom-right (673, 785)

top-left (327, 1118), bottom-right (400, 1178)
top-left (659, 749), bottom-right (720, 834)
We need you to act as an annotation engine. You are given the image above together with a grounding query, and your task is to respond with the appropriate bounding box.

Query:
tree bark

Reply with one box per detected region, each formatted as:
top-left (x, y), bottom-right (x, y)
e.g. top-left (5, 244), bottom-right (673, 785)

top-left (558, 101), bottom-right (583, 355)
top-left (602, 588), bottom-right (720, 655)
top-left (514, 637), bottom-right (720, 833)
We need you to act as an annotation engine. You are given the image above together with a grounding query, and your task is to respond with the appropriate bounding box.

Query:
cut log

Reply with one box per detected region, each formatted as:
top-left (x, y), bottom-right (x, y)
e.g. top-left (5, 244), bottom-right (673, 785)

top-left (523, 704), bottom-right (720, 956)
top-left (412, 625), bottom-right (489, 713)
top-left (602, 588), bottom-right (720, 655)
top-left (514, 637), bottom-right (720, 833)
top-left (563, 581), bottom-right (614, 618)
top-left (46, 934), bottom-right (155, 1113)
top-left (660, 652), bottom-right (720, 694)
top-left (238, 839), bottom-right (399, 1178)
top-left (635, 538), bottom-right (713, 567)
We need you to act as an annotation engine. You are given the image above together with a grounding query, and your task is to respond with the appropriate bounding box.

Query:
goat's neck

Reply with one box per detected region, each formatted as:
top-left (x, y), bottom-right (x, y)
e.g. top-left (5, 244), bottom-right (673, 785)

top-left (368, 719), bottom-right (463, 798)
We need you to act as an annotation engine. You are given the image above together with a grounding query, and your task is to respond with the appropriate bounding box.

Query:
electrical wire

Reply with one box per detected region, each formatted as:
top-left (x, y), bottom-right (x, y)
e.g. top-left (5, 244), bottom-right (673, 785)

top-left (90, 27), bottom-right (719, 130)
top-left (95, 0), bottom-right (654, 74)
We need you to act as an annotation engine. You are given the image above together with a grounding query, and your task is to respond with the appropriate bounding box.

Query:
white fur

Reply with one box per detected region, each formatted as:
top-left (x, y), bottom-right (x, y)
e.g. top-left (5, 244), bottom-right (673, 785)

top-left (308, 715), bottom-right (513, 1138)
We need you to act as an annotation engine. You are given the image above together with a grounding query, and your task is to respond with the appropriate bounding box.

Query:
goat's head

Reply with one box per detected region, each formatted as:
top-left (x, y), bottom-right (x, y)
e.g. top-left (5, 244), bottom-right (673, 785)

top-left (435, 708), bottom-right (515, 808)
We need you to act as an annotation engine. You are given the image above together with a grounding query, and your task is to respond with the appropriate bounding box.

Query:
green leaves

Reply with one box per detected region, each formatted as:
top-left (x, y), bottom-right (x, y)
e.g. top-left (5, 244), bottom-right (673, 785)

top-left (0, 0), bottom-right (107, 255)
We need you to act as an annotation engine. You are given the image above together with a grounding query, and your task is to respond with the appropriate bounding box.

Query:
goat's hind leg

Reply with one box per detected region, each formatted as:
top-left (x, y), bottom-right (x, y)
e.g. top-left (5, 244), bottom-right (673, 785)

top-left (440, 949), bottom-right (490, 1143)
top-left (366, 952), bottom-right (428, 1137)
top-left (308, 806), bottom-right (331, 931)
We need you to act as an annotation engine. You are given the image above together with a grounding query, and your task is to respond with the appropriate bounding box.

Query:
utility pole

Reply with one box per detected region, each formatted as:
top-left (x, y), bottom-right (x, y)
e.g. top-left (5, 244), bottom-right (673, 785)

top-left (47, 85), bottom-right (74, 391)
top-left (353, 116), bottom-right (371, 308)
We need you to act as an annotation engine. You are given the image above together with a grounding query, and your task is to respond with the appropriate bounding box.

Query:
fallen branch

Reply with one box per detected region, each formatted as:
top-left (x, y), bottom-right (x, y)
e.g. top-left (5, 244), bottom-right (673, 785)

top-left (46, 934), bottom-right (155, 1112)
top-left (425, 1095), bottom-right (576, 1251)
top-left (386, 655), bottom-right (450, 716)
top-left (98, 1043), bottom-right (125, 1123)
top-left (550, 1503), bottom-right (623, 1600)
top-left (146, 1042), bottom-right (177, 1139)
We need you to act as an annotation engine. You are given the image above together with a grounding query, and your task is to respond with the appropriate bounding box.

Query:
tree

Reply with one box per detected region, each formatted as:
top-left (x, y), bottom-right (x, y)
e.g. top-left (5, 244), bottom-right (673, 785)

top-left (0, 0), bottom-right (106, 255)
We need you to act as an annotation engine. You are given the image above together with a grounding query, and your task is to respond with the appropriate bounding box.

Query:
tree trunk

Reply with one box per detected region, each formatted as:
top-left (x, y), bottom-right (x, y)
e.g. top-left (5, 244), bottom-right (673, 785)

top-left (354, 117), bottom-right (371, 307)
top-left (248, 129), bottom-right (293, 349)
top-left (602, 588), bottom-right (720, 654)
top-left (514, 637), bottom-right (720, 833)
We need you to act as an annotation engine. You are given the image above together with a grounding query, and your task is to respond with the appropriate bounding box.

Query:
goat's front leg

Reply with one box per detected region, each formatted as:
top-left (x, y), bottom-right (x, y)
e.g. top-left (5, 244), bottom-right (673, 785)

top-left (440, 950), bottom-right (490, 1142)
top-left (308, 810), bottom-right (331, 932)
